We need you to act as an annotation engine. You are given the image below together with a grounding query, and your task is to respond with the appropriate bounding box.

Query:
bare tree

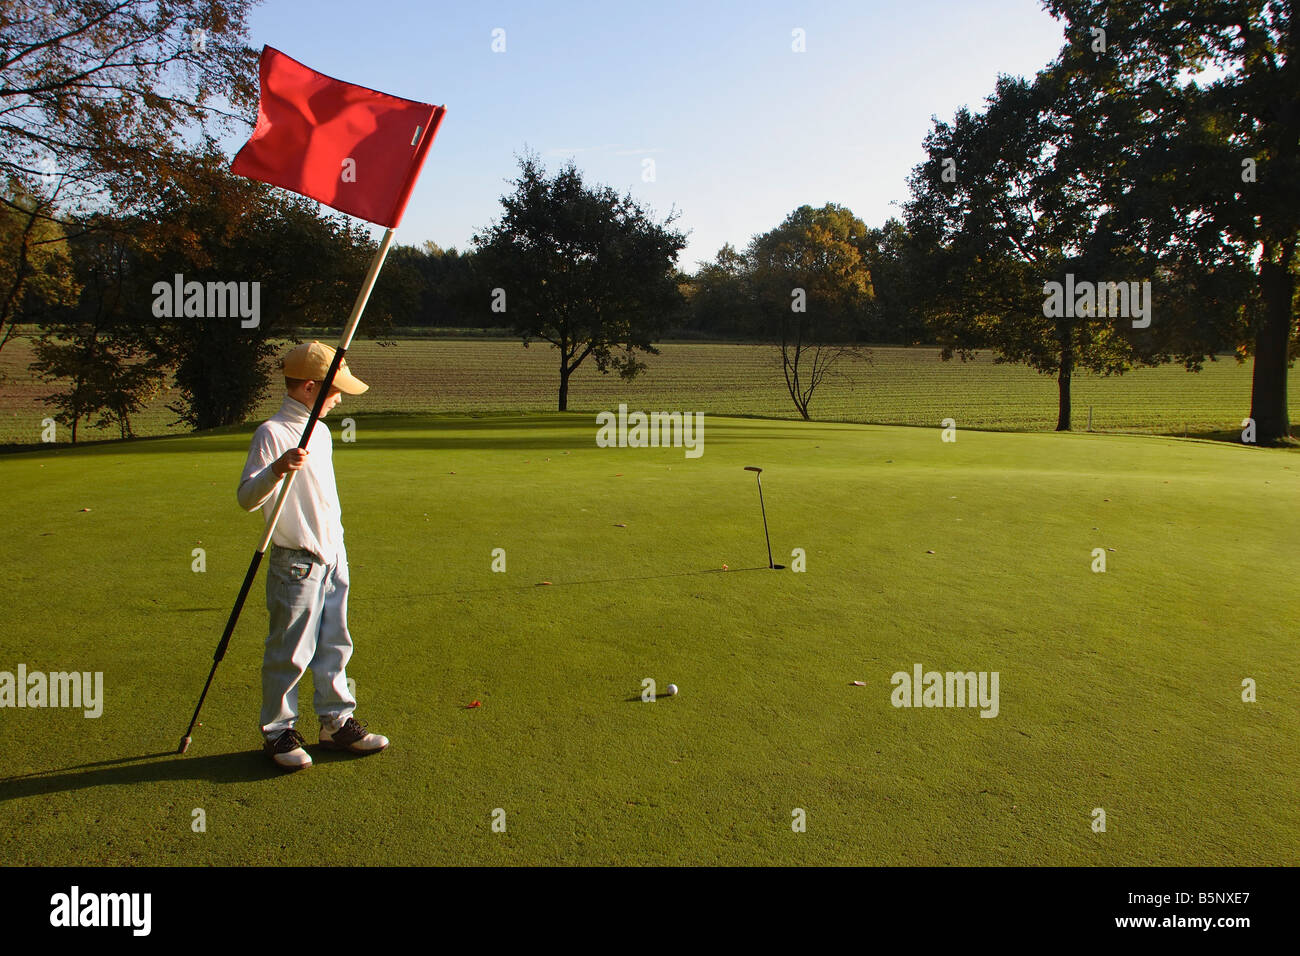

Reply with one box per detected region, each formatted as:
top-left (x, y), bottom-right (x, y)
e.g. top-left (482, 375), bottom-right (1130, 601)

top-left (750, 203), bottom-right (874, 420)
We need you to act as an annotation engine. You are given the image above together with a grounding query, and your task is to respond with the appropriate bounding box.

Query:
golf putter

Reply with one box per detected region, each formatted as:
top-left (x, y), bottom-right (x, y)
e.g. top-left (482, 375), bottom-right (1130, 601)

top-left (744, 466), bottom-right (784, 569)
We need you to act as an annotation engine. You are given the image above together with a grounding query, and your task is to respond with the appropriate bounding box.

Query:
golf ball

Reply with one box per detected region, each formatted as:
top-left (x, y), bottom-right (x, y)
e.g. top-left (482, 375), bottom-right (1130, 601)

top-left (665, 684), bottom-right (678, 697)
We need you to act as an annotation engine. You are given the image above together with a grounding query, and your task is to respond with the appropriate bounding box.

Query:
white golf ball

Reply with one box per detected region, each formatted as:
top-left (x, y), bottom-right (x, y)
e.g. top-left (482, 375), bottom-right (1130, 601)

top-left (665, 683), bottom-right (678, 697)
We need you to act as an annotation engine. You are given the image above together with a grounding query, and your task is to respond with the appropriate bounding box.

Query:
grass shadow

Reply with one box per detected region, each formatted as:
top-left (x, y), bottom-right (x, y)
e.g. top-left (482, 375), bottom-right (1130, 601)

top-left (0, 748), bottom-right (287, 800)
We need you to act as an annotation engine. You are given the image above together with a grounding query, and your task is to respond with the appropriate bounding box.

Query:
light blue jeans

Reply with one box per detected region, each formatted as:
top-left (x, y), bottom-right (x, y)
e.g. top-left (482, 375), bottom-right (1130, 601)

top-left (260, 545), bottom-right (357, 741)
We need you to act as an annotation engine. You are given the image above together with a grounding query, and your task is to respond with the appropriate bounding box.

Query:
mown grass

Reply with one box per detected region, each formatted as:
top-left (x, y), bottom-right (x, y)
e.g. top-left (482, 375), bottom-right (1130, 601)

top-left (0, 413), bottom-right (1296, 865)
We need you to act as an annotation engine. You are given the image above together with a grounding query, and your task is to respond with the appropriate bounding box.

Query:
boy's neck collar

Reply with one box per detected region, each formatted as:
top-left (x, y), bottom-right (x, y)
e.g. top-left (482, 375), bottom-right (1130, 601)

top-left (283, 394), bottom-right (313, 416)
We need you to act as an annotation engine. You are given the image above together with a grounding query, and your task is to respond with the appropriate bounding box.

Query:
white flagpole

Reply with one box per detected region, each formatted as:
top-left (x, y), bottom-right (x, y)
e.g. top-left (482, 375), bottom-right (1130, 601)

top-left (254, 225), bottom-right (398, 551)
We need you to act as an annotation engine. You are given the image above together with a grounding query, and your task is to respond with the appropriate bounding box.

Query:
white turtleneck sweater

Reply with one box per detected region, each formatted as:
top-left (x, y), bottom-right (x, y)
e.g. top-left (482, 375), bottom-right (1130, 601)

top-left (237, 395), bottom-right (344, 564)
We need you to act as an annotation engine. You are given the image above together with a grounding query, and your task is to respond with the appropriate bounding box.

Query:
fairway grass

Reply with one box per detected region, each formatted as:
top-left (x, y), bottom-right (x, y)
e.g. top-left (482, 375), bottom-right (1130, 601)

top-left (1, 414), bottom-right (1296, 865)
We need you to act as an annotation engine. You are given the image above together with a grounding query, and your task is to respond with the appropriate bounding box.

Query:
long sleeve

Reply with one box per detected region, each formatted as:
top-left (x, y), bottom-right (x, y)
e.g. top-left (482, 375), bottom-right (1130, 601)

top-left (238, 427), bottom-right (285, 512)
top-left (236, 397), bottom-right (343, 564)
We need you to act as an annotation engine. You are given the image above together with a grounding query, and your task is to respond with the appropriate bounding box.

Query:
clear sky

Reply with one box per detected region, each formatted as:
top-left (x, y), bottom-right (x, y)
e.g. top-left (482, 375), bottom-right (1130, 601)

top-left (242, 0), bottom-right (1069, 272)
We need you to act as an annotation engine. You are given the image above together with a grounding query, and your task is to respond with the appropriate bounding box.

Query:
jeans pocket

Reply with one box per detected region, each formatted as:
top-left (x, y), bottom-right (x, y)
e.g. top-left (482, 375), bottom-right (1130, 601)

top-left (270, 552), bottom-right (316, 592)
top-left (270, 554), bottom-right (318, 613)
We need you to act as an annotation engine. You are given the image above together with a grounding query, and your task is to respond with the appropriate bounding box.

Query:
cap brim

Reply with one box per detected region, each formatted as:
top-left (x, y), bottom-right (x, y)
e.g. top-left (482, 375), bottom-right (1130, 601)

top-left (333, 368), bottom-right (368, 395)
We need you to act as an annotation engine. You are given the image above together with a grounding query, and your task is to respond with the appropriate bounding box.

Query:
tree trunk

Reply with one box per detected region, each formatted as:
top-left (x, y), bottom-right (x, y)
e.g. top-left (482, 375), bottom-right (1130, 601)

top-left (1056, 329), bottom-right (1073, 432)
top-left (558, 363), bottom-right (569, 412)
top-left (1249, 250), bottom-right (1294, 444)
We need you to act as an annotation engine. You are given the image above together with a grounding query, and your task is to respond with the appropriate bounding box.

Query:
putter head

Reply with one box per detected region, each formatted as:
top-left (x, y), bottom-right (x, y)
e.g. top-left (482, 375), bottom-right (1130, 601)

top-left (744, 466), bottom-right (763, 473)
top-left (177, 735), bottom-right (191, 755)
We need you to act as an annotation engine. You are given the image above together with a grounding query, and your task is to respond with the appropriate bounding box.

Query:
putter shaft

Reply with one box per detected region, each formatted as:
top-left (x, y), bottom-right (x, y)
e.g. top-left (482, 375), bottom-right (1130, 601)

top-left (747, 467), bottom-right (775, 569)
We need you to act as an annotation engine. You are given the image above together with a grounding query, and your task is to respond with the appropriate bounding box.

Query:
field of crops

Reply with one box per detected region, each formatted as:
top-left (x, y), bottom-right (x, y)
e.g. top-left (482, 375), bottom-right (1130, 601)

top-left (0, 333), bottom-right (1290, 446)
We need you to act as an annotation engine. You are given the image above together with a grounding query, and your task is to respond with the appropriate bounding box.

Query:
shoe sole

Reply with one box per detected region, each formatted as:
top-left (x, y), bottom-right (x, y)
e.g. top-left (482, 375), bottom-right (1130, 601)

top-left (264, 748), bottom-right (313, 772)
top-left (268, 758), bottom-right (312, 772)
top-left (317, 739), bottom-right (389, 755)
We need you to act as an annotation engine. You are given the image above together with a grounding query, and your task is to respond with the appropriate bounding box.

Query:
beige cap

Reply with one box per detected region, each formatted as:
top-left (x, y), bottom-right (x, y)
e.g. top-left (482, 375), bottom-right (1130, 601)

top-left (281, 341), bottom-right (368, 395)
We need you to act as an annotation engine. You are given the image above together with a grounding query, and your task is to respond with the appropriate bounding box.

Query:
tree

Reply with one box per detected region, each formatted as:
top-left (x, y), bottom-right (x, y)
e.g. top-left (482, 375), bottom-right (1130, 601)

top-left (906, 70), bottom-right (1192, 431)
top-left (28, 148), bottom-right (378, 435)
top-left (687, 243), bottom-right (759, 338)
top-left (131, 149), bottom-right (375, 431)
top-left (1044, 0), bottom-right (1299, 442)
top-left (31, 217), bottom-right (166, 441)
top-left (0, 183), bottom-right (79, 359)
top-left (0, 0), bottom-right (258, 213)
top-left (472, 153), bottom-right (687, 411)
top-left (859, 219), bottom-right (935, 345)
top-left (417, 243), bottom-right (485, 329)
top-left (32, 324), bottom-right (166, 441)
top-left (748, 203), bottom-right (874, 420)
top-left (365, 243), bottom-right (428, 332)
top-left (0, 0), bottom-right (259, 355)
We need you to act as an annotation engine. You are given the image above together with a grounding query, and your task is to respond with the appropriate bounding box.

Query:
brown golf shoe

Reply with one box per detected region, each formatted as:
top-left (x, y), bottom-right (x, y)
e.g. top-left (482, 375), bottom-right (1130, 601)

top-left (319, 716), bottom-right (389, 755)
top-left (264, 728), bottom-right (312, 771)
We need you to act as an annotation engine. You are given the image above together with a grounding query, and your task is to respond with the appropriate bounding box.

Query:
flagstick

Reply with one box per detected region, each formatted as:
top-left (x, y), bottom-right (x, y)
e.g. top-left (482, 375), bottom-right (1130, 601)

top-left (178, 227), bottom-right (398, 754)
top-left (254, 226), bottom-right (398, 550)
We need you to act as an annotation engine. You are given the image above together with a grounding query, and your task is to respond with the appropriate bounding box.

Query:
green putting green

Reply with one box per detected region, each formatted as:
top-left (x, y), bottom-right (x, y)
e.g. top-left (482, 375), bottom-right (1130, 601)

top-left (1, 413), bottom-right (1296, 865)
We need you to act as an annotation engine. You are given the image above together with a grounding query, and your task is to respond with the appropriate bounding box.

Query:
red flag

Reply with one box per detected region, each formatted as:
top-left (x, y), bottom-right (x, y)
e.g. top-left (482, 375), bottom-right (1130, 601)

top-left (231, 46), bottom-right (445, 227)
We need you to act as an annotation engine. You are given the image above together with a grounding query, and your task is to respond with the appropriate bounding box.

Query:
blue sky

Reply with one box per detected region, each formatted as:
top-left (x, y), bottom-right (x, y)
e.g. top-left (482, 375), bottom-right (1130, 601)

top-left (243, 0), bottom-right (1069, 272)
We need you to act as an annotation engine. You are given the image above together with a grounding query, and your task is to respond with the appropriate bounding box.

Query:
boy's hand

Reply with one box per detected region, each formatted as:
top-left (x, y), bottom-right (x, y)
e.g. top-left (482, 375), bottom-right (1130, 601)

top-left (272, 447), bottom-right (308, 478)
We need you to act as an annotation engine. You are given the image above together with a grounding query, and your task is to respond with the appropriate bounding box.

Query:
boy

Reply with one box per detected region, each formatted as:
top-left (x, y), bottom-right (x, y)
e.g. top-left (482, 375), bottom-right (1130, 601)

top-left (237, 341), bottom-right (389, 771)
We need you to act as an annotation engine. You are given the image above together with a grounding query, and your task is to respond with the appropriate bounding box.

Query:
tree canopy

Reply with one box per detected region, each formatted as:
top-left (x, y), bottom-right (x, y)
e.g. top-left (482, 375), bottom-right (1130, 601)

top-left (1042, 0), bottom-right (1299, 442)
top-left (748, 203), bottom-right (874, 419)
top-left (473, 153), bottom-right (687, 411)
top-left (0, 0), bottom-right (259, 220)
